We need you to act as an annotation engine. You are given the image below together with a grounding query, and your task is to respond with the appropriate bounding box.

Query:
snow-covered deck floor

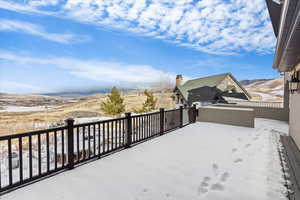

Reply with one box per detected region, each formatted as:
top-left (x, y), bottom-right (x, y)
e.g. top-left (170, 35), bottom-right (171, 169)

top-left (3, 119), bottom-right (288, 200)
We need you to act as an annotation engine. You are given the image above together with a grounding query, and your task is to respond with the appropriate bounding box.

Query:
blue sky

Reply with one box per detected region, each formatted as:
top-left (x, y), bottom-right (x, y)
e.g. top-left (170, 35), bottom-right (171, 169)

top-left (0, 0), bottom-right (279, 94)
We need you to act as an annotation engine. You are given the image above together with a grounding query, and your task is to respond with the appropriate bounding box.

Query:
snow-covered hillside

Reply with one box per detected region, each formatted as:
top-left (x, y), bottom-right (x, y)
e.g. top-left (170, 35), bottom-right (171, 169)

top-left (242, 78), bottom-right (284, 102)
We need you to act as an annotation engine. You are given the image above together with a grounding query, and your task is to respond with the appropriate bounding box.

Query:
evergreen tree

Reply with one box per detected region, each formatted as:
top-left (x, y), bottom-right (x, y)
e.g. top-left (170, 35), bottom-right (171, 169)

top-left (101, 87), bottom-right (125, 117)
top-left (135, 90), bottom-right (157, 113)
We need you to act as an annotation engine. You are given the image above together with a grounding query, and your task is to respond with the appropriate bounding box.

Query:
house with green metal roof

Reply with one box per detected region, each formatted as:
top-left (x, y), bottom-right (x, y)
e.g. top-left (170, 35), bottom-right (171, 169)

top-left (174, 73), bottom-right (251, 106)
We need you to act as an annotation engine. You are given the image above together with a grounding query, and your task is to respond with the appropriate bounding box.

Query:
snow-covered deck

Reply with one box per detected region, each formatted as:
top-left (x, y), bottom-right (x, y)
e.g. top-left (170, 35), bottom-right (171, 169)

top-left (3, 119), bottom-right (288, 200)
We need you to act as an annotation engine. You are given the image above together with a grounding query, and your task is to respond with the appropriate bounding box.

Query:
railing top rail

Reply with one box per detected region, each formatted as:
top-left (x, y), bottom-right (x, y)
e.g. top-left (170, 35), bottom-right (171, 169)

top-left (165, 108), bottom-right (181, 112)
top-left (72, 117), bottom-right (126, 128)
top-left (132, 111), bottom-right (160, 118)
top-left (0, 126), bottom-right (67, 140)
top-left (217, 102), bottom-right (284, 108)
top-left (229, 100), bottom-right (283, 104)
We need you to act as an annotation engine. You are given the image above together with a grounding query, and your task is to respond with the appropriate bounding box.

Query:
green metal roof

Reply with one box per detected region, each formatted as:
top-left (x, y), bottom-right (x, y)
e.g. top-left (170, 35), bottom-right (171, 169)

top-left (176, 73), bottom-right (229, 101)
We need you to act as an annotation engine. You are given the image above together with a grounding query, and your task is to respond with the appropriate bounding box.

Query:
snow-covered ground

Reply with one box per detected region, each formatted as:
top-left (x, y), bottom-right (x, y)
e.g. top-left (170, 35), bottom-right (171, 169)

top-left (252, 92), bottom-right (276, 101)
top-left (74, 116), bottom-right (112, 124)
top-left (2, 119), bottom-right (288, 200)
top-left (270, 89), bottom-right (284, 96)
top-left (0, 106), bottom-right (59, 112)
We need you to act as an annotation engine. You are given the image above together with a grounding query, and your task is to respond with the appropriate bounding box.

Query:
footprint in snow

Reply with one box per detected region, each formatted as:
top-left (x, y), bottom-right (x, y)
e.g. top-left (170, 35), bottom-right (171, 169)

top-left (198, 170), bottom-right (230, 197)
top-left (198, 177), bottom-right (211, 196)
top-left (212, 163), bottom-right (219, 175)
top-left (220, 172), bottom-right (230, 182)
top-left (232, 148), bottom-right (237, 153)
top-left (142, 188), bottom-right (149, 193)
top-left (211, 183), bottom-right (224, 191)
top-left (238, 138), bottom-right (242, 142)
top-left (234, 158), bottom-right (243, 163)
top-left (245, 143), bottom-right (251, 148)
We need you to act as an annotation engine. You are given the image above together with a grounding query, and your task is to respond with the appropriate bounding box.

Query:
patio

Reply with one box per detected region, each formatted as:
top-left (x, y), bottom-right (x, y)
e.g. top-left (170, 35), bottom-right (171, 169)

top-left (3, 119), bottom-right (288, 200)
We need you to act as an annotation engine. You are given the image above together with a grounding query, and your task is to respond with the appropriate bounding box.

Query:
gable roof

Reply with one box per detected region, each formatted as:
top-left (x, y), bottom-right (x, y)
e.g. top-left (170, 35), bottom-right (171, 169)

top-left (175, 73), bottom-right (251, 101)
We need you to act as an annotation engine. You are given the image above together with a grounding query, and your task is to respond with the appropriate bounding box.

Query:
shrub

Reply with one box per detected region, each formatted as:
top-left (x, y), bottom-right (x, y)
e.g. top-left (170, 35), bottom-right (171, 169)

top-left (101, 87), bottom-right (125, 117)
top-left (135, 90), bottom-right (157, 113)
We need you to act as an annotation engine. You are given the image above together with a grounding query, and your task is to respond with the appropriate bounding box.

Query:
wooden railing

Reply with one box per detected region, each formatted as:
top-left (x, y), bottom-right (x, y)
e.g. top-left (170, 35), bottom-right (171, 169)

top-left (226, 100), bottom-right (284, 108)
top-left (0, 106), bottom-right (197, 193)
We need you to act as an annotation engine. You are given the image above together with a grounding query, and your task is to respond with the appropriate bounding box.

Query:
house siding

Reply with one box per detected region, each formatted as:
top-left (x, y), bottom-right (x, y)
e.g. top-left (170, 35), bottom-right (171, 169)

top-left (174, 89), bottom-right (187, 105)
top-left (288, 68), bottom-right (300, 150)
top-left (290, 92), bottom-right (300, 149)
top-left (217, 75), bottom-right (244, 94)
top-left (187, 87), bottom-right (220, 105)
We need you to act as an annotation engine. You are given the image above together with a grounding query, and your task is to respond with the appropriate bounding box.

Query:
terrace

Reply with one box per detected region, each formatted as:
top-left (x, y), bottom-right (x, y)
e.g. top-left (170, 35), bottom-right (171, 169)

top-left (0, 0), bottom-right (297, 199)
top-left (0, 105), bottom-right (291, 200)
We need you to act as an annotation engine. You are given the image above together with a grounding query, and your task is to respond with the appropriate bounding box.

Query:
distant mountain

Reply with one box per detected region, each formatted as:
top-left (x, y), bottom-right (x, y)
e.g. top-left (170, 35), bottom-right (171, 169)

top-left (42, 88), bottom-right (134, 97)
top-left (240, 79), bottom-right (272, 86)
top-left (42, 90), bottom-right (108, 98)
top-left (241, 78), bottom-right (284, 102)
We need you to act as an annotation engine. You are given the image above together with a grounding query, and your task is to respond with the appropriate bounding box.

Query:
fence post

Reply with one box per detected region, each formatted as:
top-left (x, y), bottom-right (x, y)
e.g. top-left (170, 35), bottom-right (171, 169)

top-left (160, 108), bottom-right (165, 135)
top-left (179, 106), bottom-right (183, 128)
top-left (66, 118), bottom-right (75, 170)
top-left (125, 113), bottom-right (132, 148)
top-left (193, 105), bottom-right (197, 123)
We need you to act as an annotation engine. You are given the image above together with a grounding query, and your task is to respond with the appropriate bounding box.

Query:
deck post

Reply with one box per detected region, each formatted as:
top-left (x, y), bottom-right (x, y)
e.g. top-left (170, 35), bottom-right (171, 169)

top-left (66, 118), bottom-right (75, 169)
top-left (160, 108), bottom-right (165, 135)
top-left (125, 113), bottom-right (132, 148)
top-left (179, 106), bottom-right (183, 128)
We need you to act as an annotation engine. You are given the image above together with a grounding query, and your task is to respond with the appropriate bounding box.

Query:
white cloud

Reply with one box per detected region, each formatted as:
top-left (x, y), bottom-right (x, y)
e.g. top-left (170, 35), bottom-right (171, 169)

top-left (0, 0), bottom-right (276, 54)
top-left (0, 19), bottom-right (90, 44)
top-left (28, 0), bottom-right (60, 7)
top-left (0, 0), bottom-right (54, 15)
top-left (0, 80), bottom-right (46, 94)
top-left (0, 50), bottom-right (175, 88)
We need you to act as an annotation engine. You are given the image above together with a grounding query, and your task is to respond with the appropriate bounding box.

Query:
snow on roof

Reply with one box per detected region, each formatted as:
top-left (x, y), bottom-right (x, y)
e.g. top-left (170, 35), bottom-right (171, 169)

top-left (3, 119), bottom-right (288, 200)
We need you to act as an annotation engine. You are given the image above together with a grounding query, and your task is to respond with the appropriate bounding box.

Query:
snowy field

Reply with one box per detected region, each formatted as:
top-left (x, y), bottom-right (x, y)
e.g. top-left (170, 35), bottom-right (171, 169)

top-left (74, 116), bottom-right (111, 124)
top-left (0, 106), bottom-right (59, 112)
top-left (2, 119), bottom-right (288, 200)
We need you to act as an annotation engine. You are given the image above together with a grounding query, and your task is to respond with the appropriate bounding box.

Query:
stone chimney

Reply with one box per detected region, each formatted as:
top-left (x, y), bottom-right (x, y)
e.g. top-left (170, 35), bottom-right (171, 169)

top-left (176, 75), bottom-right (183, 86)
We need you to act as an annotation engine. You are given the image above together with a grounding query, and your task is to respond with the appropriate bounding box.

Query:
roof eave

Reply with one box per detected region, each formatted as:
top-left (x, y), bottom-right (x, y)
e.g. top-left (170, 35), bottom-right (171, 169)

top-left (268, 0), bottom-right (300, 72)
top-left (174, 86), bottom-right (188, 102)
top-left (266, 0), bottom-right (283, 37)
top-left (277, 4), bottom-right (300, 72)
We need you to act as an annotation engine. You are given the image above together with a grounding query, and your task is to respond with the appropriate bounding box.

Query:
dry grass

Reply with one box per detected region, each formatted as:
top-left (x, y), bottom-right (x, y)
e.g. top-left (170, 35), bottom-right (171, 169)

top-left (0, 93), bottom-right (175, 136)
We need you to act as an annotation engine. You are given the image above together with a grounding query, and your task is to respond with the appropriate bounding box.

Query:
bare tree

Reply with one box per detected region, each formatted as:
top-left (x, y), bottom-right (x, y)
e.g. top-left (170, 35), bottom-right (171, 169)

top-left (156, 75), bottom-right (174, 108)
